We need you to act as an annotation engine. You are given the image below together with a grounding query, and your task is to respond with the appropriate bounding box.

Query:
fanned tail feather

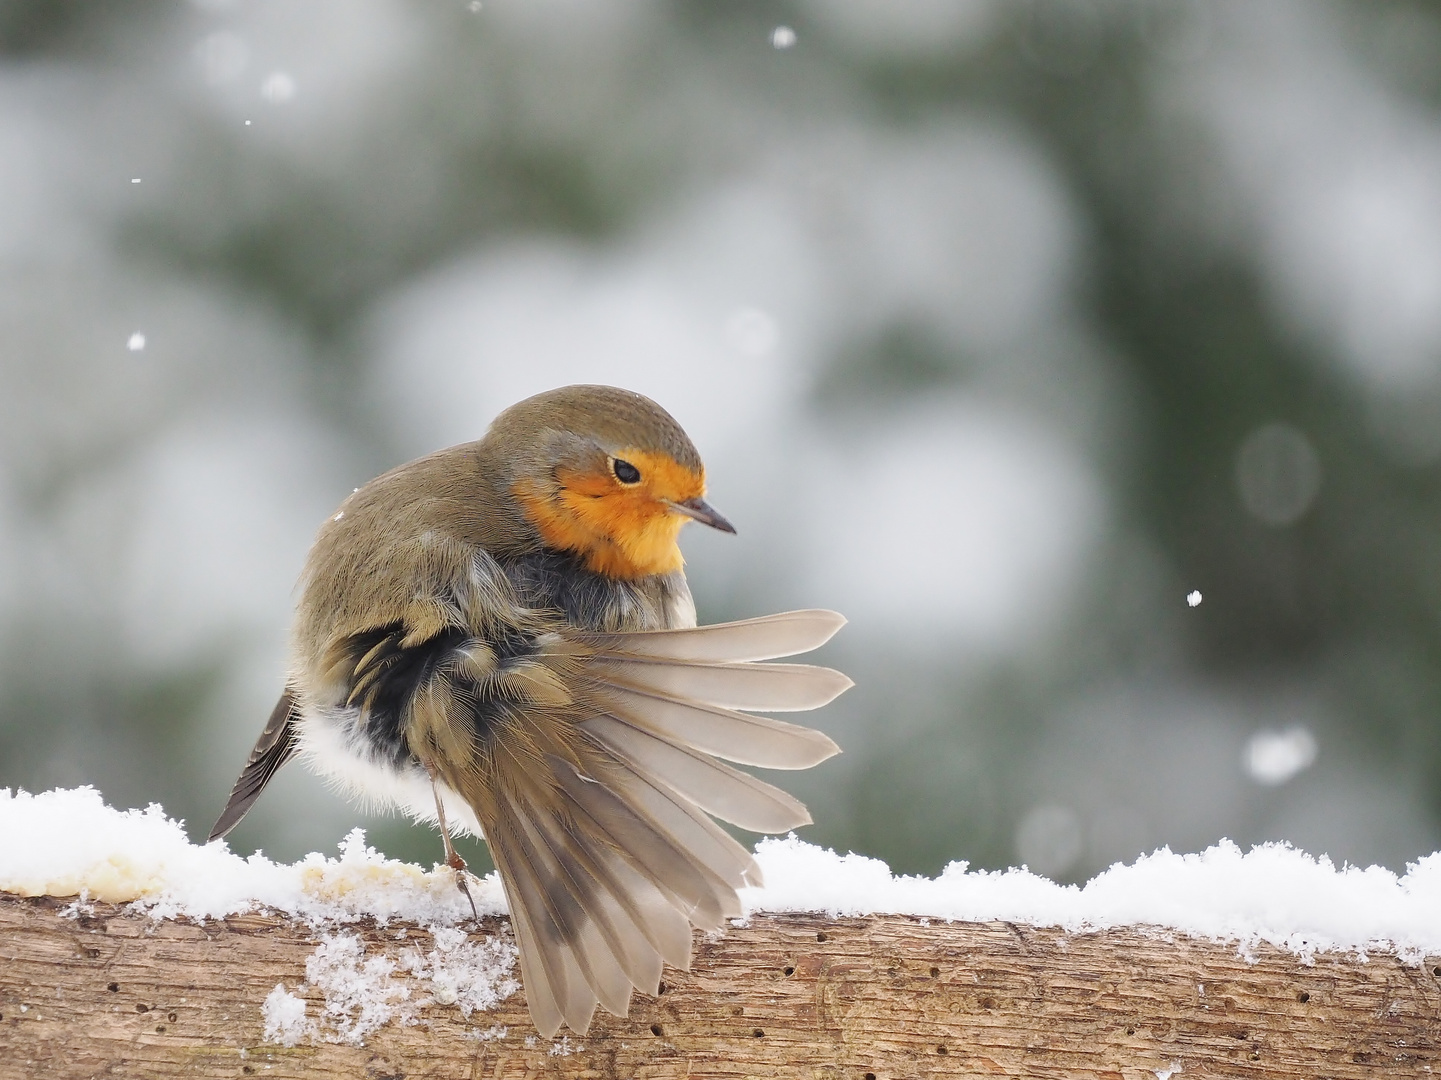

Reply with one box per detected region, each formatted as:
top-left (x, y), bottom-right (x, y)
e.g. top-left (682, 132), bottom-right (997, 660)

top-left (580, 713), bottom-right (812, 833)
top-left (594, 683), bottom-right (838, 769)
top-left (583, 608), bottom-right (847, 663)
top-left (587, 657), bottom-right (850, 712)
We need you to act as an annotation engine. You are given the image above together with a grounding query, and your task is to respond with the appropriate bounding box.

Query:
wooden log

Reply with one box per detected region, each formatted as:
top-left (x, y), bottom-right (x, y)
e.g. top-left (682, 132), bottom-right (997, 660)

top-left (1, 891), bottom-right (1437, 1079)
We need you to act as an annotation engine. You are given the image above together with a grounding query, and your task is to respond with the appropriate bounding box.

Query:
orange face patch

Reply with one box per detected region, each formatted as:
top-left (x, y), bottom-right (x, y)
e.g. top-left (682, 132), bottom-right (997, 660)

top-left (513, 447), bottom-right (707, 580)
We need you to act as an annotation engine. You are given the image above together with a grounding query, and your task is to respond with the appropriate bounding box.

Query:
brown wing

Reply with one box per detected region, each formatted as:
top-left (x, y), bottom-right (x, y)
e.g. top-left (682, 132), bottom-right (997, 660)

top-left (208, 689), bottom-right (301, 842)
top-left (392, 608), bottom-right (849, 1036)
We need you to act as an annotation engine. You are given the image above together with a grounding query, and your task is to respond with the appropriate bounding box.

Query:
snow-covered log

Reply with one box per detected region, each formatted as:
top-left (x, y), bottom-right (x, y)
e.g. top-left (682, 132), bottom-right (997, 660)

top-left (5, 895), bottom-right (1440, 1078)
top-left (3, 788), bottom-right (1440, 1078)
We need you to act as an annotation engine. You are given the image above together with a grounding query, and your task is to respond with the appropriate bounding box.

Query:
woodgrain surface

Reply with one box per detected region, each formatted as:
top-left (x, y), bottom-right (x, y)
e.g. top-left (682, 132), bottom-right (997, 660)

top-left (1, 891), bottom-right (1438, 1079)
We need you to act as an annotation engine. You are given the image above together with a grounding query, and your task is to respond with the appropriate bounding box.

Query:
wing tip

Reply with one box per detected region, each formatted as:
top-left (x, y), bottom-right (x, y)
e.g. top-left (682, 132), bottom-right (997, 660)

top-left (800, 667), bottom-right (856, 710)
top-left (778, 608), bottom-right (848, 647)
top-left (756, 806), bottom-right (814, 833)
top-left (206, 801), bottom-right (247, 844)
top-left (811, 731), bottom-right (843, 764)
top-left (530, 1008), bottom-right (565, 1040)
top-left (780, 727), bottom-right (843, 768)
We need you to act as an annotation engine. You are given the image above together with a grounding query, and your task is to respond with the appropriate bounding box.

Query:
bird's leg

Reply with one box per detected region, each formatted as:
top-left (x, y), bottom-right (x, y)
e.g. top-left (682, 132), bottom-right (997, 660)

top-left (428, 772), bottom-right (479, 923)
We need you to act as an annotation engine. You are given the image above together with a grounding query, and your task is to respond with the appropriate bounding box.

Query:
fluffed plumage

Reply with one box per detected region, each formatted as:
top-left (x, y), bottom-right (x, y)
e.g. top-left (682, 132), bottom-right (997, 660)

top-left (209, 384), bottom-right (849, 1036)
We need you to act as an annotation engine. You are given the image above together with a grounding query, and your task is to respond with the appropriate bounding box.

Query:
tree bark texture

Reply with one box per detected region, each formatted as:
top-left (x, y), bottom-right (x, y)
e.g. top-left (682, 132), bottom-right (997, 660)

top-left (1, 891), bottom-right (1438, 1079)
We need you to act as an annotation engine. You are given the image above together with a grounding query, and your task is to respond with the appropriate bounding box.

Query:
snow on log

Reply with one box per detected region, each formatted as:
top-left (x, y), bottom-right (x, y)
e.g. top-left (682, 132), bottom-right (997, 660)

top-left (2, 788), bottom-right (1440, 1078)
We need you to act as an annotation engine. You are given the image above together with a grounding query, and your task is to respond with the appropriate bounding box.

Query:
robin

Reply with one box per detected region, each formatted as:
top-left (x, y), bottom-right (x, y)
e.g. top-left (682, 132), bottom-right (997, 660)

top-left (209, 384), bottom-right (850, 1037)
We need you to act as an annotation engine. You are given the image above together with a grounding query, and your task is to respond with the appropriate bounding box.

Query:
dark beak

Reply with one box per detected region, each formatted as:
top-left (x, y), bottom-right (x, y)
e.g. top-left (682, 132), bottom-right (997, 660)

top-left (668, 496), bottom-right (737, 534)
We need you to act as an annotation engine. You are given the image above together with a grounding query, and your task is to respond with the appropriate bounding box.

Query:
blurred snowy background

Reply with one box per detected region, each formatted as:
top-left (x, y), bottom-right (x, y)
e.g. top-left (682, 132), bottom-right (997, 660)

top-left (3, 0), bottom-right (1441, 881)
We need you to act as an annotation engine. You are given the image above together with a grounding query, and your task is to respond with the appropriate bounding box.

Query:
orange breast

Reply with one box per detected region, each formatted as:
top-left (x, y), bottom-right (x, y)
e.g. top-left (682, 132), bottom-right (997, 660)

top-left (513, 448), bottom-right (706, 580)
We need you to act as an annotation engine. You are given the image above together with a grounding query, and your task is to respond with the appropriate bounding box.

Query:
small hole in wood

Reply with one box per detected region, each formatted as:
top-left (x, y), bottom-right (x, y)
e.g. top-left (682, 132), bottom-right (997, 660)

top-left (1298, 992), bottom-right (1310, 1003)
top-left (1250, 1053), bottom-right (1260, 1061)
top-left (242, 1067), bottom-right (255, 1076)
top-left (1125, 1027), bottom-right (1135, 1035)
top-left (864, 1074), bottom-right (876, 1080)
top-left (168, 1011), bottom-right (177, 1022)
top-left (816, 932), bottom-right (828, 942)
top-left (1434, 966), bottom-right (1440, 978)
top-left (650, 1024), bottom-right (663, 1037)
top-left (753, 1028), bottom-right (765, 1038)
top-left (656, 982), bottom-right (667, 995)
top-left (84, 947), bottom-right (100, 959)
top-left (107, 983), bottom-right (119, 993)
top-left (937, 1045), bottom-right (948, 1055)
top-left (979, 997), bottom-right (995, 1010)
top-left (731, 1006), bottom-right (743, 1017)
top-left (154, 1025), bottom-right (165, 1033)
top-left (783, 966), bottom-right (794, 976)
top-left (929, 966), bottom-right (939, 977)
top-left (135, 1004), bottom-right (148, 1013)
top-left (1235, 1031), bottom-right (1249, 1040)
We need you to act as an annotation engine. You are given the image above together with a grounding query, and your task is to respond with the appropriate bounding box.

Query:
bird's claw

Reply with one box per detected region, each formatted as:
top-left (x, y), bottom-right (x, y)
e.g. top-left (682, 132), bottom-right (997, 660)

top-left (447, 852), bottom-right (480, 923)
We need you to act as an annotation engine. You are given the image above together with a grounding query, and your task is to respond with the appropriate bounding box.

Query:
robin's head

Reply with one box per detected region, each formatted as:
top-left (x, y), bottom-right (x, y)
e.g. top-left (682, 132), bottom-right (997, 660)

top-left (491, 385), bottom-right (735, 580)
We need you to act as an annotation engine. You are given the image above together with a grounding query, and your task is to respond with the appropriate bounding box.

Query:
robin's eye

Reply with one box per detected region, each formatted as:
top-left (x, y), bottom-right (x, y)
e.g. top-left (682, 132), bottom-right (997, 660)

top-left (612, 458), bottom-right (641, 485)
